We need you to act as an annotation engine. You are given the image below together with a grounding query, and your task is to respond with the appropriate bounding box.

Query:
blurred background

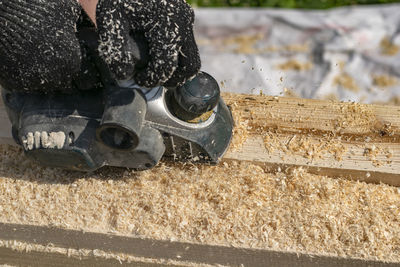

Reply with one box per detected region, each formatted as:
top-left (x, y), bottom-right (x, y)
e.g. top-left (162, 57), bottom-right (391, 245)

top-left (189, 0), bottom-right (400, 104)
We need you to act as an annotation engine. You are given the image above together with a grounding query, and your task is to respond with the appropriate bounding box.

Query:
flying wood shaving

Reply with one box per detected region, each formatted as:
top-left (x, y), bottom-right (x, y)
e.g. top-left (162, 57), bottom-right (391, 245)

top-left (283, 88), bottom-right (299, 98)
top-left (0, 144), bottom-right (400, 262)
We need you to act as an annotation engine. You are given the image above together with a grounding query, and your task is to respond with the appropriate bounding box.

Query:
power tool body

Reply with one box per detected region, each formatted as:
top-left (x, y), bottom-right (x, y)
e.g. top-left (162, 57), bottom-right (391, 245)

top-left (1, 27), bottom-right (233, 171)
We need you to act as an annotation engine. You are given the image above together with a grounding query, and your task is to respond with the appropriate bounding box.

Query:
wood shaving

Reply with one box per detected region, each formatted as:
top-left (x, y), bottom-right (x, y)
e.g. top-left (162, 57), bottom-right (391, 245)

top-left (283, 88), bottom-right (299, 98)
top-left (380, 36), bottom-right (400, 56)
top-left (222, 33), bottom-right (264, 54)
top-left (214, 34), bottom-right (309, 54)
top-left (334, 102), bottom-right (377, 133)
top-left (372, 74), bottom-right (398, 88)
top-left (1, 144), bottom-right (400, 262)
top-left (277, 59), bottom-right (313, 71)
top-left (363, 145), bottom-right (393, 167)
top-left (333, 73), bottom-right (360, 92)
top-left (229, 102), bottom-right (249, 151)
top-left (262, 44), bottom-right (310, 53)
top-left (264, 133), bottom-right (347, 161)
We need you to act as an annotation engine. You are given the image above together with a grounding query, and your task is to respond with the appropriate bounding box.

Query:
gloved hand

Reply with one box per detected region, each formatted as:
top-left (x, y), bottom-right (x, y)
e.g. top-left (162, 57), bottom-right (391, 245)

top-left (96, 0), bottom-right (201, 88)
top-left (0, 0), bottom-right (83, 93)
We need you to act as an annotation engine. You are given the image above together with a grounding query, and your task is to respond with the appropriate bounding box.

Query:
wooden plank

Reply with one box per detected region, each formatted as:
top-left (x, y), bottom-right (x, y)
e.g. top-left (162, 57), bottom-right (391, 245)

top-left (0, 223), bottom-right (398, 267)
top-left (223, 94), bottom-right (400, 138)
top-left (1, 94), bottom-right (400, 185)
top-left (223, 94), bottom-right (400, 185)
top-left (225, 136), bottom-right (400, 186)
top-left (0, 247), bottom-right (173, 267)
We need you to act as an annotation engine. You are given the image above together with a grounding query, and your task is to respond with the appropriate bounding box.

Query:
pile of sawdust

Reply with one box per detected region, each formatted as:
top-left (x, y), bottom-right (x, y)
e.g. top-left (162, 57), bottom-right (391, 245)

top-left (1, 144), bottom-right (400, 262)
top-left (334, 102), bottom-right (378, 133)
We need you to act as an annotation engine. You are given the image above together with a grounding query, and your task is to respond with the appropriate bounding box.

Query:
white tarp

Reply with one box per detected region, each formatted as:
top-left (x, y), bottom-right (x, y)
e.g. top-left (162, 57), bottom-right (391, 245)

top-left (194, 5), bottom-right (400, 104)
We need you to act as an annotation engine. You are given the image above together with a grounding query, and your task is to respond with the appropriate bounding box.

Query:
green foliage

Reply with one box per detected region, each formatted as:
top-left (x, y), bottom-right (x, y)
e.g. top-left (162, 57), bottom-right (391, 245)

top-left (186, 0), bottom-right (400, 8)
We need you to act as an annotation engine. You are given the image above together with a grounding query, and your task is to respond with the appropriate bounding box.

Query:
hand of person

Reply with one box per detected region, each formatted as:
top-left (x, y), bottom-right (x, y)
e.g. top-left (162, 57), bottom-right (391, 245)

top-left (96, 0), bottom-right (201, 88)
top-left (0, 0), bottom-right (82, 93)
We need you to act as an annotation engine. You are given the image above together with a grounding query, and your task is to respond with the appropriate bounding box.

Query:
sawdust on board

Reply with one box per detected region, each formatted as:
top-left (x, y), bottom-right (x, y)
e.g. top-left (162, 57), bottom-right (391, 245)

top-left (372, 74), bottom-right (398, 88)
top-left (223, 93), bottom-right (398, 166)
top-left (277, 59), bottom-right (313, 71)
top-left (1, 144), bottom-right (400, 262)
top-left (263, 132), bottom-right (347, 161)
top-left (333, 73), bottom-right (360, 92)
top-left (380, 36), bottom-right (400, 56)
top-left (229, 102), bottom-right (249, 150)
top-left (334, 102), bottom-right (378, 133)
top-left (363, 144), bottom-right (394, 167)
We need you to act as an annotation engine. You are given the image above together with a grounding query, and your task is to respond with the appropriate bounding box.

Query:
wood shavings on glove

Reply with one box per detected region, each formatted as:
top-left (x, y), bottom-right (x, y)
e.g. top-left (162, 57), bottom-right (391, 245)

top-left (96, 0), bottom-right (201, 88)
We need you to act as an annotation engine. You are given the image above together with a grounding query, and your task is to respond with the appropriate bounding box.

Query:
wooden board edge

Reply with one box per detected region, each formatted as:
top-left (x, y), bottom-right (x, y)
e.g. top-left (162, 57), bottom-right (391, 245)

top-left (223, 158), bottom-right (400, 187)
top-left (0, 222), bottom-right (398, 267)
top-left (0, 247), bottom-right (179, 267)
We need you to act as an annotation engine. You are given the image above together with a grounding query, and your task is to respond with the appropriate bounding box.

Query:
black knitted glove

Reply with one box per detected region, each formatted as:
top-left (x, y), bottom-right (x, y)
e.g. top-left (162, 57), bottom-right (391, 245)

top-left (96, 0), bottom-right (201, 88)
top-left (0, 0), bottom-right (82, 93)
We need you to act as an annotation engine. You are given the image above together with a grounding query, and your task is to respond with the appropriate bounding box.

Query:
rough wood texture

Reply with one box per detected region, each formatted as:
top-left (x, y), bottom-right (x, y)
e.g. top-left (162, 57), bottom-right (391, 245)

top-left (223, 93), bottom-right (400, 186)
top-left (0, 223), bottom-right (398, 267)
